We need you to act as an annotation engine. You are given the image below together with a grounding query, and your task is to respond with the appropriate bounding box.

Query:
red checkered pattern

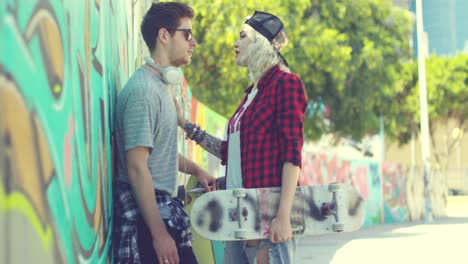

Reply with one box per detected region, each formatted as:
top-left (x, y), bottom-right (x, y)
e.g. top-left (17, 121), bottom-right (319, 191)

top-left (221, 65), bottom-right (307, 188)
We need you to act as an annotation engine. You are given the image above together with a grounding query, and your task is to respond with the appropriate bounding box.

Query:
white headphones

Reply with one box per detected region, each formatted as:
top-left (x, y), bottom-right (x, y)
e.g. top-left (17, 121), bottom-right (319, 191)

top-left (144, 56), bottom-right (184, 86)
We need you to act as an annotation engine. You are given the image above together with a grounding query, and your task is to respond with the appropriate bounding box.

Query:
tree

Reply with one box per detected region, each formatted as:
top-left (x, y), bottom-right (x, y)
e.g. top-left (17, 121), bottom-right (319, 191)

top-left (183, 0), bottom-right (309, 117)
top-left (299, 0), bottom-right (412, 140)
top-left (181, 0), bottom-right (412, 141)
top-left (387, 54), bottom-right (468, 169)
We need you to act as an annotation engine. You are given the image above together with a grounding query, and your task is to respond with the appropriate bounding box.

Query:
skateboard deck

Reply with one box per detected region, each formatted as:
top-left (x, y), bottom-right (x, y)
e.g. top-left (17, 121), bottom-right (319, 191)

top-left (189, 183), bottom-right (365, 241)
top-left (184, 176), bottom-right (225, 264)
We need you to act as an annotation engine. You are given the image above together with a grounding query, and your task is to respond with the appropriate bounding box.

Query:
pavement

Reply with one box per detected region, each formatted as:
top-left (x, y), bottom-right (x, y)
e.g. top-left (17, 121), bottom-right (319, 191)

top-left (296, 197), bottom-right (468, 264)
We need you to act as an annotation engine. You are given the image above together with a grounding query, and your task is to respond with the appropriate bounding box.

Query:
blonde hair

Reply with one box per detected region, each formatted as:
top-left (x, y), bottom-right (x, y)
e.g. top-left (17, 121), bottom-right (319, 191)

top-left (245, 25), bottom-right (290, 83)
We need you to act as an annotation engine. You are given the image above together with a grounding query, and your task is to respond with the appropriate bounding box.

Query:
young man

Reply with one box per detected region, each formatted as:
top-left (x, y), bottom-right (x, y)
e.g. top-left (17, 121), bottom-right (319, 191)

top-left (113, 2), bottom-right (216, 264)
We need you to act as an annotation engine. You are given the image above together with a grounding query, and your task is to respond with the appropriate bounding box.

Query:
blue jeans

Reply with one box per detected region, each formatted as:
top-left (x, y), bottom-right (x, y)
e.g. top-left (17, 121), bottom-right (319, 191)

top-left (224, 238), bottom-right (297, 264)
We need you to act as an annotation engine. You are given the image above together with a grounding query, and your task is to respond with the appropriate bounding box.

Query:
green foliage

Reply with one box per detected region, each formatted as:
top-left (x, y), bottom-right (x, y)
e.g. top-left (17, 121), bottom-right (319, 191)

top-left (161, 0), bottom-right (467, 165)
top-left (179, 0), bottom-right (413, 141)
top-left (387, 54), bottom-right (468, 146)
top-left (182, 0), bottom-right (309, 118)
top-left (426, 54), bottom-right (468, 122)
top-left (301, 0), bottom-right (413, 140)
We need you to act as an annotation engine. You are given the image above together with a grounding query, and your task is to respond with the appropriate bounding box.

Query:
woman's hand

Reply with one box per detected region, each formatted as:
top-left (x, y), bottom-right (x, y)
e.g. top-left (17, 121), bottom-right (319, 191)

top-left (269, 214), bottom-right (293, 243)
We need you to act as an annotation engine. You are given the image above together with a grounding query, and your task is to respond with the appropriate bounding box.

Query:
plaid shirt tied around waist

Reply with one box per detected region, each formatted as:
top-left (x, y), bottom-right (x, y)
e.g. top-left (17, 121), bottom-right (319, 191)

top-left (113, 181), bottom-right (193, 264)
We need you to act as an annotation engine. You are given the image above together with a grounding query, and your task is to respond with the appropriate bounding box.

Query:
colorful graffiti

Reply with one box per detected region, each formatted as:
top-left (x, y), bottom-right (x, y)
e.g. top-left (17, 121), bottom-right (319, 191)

top-left (0, 0), bottom-right (148, 263)
top-left (382, 162), bottom-right (408, 223)
top-left (299, 152), bottom-right (384, 226)
top-left (299, 150), bottom-right (447, 225)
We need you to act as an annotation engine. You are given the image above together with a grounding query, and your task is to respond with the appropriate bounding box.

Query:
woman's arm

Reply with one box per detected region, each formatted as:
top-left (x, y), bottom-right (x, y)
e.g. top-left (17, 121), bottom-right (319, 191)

top-left (174, 96), bottom-right (225, 159)
top-left (276, 162), bottom-right (300, 221)
top-left (181, 121), bottom-right (224, 159)
top-left (269, 72), bottom-right (307, 243)
top-left (197, 131), bottom-right (224, 159)
top-left (269, 162), bottom-right (300, 243)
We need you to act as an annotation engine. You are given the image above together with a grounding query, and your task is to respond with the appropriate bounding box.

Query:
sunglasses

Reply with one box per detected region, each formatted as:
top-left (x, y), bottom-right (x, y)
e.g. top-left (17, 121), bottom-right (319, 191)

top-left (171, 28), bottom-right (193, 41)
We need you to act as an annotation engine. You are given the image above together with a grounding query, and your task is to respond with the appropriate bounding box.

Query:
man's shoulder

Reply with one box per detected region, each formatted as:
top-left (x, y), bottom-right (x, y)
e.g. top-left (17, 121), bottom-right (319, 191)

top-left (120, 67), bottom-right (164, 100)
top-left (127, 67), bottom-right (163, 90)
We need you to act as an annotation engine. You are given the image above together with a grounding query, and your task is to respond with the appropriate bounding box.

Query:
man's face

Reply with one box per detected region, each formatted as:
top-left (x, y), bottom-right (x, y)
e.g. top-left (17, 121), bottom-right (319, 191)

top-left (234, 24), bottom-right (254, 67)
top-left (168, 17), bottom-right (197, 67)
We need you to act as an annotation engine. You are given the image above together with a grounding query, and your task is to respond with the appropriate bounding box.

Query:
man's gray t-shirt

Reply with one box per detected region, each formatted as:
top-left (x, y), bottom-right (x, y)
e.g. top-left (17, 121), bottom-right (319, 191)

top-left (115, 66), bottom-right (178, 194)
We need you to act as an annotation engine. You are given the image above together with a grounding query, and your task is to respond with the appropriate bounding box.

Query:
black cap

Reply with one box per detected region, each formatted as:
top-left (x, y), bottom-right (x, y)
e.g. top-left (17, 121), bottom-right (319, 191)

top-left (245, 11), bottom-right (284, 42)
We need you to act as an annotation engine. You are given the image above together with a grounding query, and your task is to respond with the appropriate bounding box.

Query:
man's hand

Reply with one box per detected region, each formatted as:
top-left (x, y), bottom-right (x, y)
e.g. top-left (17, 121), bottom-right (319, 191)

top-left (196, 168), bottom-right (217, 192)
top-left (269, 214), bottom-right (293, 243)
top-left (153, 231), bottom-right (179, 264)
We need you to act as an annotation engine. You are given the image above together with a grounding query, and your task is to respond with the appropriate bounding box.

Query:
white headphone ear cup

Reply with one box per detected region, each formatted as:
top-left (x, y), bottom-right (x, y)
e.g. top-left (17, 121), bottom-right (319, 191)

top-left (164, 68), bottom-right (183, 86)
top-left (144, 56), bottom-right (183, 85)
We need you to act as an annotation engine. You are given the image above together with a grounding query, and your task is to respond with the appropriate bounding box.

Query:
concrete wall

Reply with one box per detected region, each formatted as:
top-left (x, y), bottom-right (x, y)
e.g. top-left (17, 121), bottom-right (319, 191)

top-left (386, 119), bottom-right (467, 194)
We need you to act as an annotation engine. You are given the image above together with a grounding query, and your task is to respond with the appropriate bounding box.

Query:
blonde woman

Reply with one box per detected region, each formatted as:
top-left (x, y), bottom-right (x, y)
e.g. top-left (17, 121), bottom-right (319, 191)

top-left (180, 11), bottom-right (307, 264)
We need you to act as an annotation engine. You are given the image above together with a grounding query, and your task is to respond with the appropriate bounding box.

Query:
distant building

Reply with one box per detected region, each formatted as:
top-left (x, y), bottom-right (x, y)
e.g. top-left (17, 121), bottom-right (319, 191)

top-left (406, 0), bottom-right (468, 57)
top-left (387, 0), bottom-right (468, 195)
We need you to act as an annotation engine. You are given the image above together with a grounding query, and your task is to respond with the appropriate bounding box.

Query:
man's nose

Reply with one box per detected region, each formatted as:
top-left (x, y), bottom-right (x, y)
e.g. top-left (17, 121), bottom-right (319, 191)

top-left (191, 37), bottom-right (198, 46)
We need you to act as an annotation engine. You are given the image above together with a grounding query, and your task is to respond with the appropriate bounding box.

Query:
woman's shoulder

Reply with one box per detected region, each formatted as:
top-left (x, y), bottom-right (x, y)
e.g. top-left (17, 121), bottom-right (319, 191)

top-left (273, 67), bottom-right (303, 87)
top-left (274, 66), bottom-right (302, 82)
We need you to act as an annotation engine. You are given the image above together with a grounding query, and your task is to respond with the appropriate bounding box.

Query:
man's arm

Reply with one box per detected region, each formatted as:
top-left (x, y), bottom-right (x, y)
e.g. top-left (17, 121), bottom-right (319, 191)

top-left (178, 154), bottom-right (217, 192)
top-left (269, 162), bottom-right (300, 243)
top-left (126, 147), bottom-right (179, 263)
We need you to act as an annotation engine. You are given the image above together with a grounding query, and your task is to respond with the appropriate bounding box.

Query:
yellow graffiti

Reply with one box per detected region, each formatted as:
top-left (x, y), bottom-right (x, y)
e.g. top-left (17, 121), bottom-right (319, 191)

top-left (0, 183), bottom-right (53, 251)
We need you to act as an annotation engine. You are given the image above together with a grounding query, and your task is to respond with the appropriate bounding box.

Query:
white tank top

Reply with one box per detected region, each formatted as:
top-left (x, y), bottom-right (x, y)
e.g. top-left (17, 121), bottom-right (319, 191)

top-left (226, 87), bottom-right (258, 189)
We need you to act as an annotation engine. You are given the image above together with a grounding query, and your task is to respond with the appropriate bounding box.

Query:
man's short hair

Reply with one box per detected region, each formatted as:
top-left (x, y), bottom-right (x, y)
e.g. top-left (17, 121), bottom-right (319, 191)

top-left (141, 2), bottom-right (194, 53)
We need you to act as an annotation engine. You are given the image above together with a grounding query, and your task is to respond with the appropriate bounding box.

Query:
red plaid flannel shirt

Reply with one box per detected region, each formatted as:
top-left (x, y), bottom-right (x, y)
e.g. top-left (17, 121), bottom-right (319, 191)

top-left (221, 65), bottom-right (307, 188)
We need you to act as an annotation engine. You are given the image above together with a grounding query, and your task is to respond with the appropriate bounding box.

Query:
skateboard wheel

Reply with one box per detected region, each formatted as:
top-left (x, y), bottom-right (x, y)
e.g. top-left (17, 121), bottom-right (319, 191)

top-left (233, 188), bottom-right (247, 198)
top-left (235, 229), bottom-right (247, 239)
top-left (328, 183), bottom-right (341, 192)
top-left (332, 223), bottom-right (344, 232)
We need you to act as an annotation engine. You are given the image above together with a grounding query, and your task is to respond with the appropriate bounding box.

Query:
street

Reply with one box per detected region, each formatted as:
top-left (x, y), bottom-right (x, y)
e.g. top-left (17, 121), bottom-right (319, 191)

top-left (297, 196), bottom-right (468, 264)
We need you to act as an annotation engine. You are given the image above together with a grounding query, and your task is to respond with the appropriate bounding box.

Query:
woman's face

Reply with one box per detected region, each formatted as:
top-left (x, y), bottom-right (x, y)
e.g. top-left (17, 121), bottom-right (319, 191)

top-left (234, 24), bottom-right (255, 67)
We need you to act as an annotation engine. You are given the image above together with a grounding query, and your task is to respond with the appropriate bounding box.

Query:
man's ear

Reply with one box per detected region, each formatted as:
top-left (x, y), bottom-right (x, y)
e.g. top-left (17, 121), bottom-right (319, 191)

top-left (157, 28), bottom-right (170, 45)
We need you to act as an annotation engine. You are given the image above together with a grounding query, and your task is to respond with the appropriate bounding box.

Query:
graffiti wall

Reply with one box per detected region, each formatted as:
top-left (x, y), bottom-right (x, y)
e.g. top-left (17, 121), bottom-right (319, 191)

top-left (381, 162), bottom-right (408, 223)
top-left (299, 152), bottom-right (384, 226)
top-left (406, 166), bottom-right (447, 220)
top-left (299, 150), bottom-right (447, 225)
top-left (0, 0), bottom-right (150, 263)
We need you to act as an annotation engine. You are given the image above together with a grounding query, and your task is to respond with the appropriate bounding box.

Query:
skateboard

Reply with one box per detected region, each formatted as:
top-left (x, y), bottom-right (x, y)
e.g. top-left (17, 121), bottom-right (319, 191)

top-left (184, 176), bottom-right (226, 264)
top-left (189, 183), bottom-right (365, 241)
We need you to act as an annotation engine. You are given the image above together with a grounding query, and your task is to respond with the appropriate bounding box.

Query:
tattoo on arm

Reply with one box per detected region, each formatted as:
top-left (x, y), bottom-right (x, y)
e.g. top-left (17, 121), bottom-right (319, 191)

top-left (198, 132), bottom-right (222, 158)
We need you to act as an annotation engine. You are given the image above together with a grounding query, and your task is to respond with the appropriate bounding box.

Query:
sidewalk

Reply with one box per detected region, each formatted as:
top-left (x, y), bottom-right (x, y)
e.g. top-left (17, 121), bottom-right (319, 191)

top-left (297, 197), bottom-right (468, 264)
